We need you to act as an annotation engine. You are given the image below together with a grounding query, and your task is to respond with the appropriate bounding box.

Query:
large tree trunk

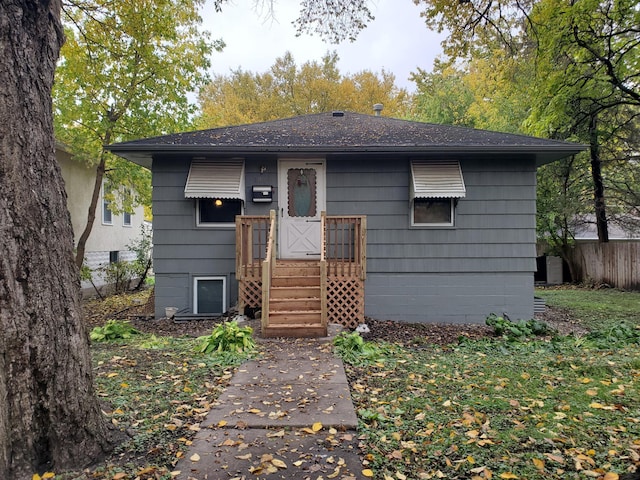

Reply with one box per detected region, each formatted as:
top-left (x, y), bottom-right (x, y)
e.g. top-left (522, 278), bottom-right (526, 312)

top-left (0, 2), bottom-right (113, 478)
top-left (589, 114), bottom-right (609, 243)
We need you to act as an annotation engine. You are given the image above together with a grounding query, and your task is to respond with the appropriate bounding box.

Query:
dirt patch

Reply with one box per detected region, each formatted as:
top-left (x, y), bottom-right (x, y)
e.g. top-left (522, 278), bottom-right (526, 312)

top-left (83, 290), bottom-right (588, 345)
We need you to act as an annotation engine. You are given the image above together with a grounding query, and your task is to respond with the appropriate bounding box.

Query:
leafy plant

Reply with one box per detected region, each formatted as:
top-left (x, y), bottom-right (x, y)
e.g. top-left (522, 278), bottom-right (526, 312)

top-left (90, 320), bottom-right (140, 342)
top-left (333, 331), bottom-right (383, 365)
top-left (197, 321), bottom-right (256, 354)
top-left (585, 323), bottom-right (640, 348)
top-left (99, 260), bottom-right (136, 295)
top-left (486, 314), bottom-right (553, 340)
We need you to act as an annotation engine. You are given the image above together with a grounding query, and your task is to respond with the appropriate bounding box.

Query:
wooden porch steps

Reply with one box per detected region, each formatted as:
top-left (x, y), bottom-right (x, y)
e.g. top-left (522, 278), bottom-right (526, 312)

top-left (262, 261), bottom-right (326, 338)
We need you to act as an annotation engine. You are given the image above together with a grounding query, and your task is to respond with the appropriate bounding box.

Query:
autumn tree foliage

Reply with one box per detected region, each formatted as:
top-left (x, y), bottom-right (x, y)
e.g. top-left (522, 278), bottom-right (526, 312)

top-left (54, 0), bottom-right (217, 267)
top-left (412, 0), bottom-right (640, 244)
top-left (197, 51), bottom-right (411, 128)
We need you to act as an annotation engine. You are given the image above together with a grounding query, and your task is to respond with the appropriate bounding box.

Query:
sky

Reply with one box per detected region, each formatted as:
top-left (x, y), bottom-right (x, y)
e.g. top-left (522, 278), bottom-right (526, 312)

top-left (199, 0), bottom-right (445, 92)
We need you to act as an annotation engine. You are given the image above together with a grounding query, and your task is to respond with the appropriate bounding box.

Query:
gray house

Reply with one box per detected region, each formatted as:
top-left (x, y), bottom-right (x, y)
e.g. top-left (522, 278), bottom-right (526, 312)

top-left (108, 111), bottom-right (583, 337)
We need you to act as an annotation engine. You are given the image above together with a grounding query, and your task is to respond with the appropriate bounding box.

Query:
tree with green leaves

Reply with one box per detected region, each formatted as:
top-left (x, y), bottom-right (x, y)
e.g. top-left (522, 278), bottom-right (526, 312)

top-left (54, 0), bottom-right (218, 268)
top-left (413, 0), bottom-right (639, 244)
top-left (197, 51), bottom-right (410, 128)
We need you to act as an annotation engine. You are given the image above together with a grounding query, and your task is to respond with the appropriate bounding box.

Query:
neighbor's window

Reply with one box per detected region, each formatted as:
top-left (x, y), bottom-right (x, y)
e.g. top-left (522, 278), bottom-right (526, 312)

top-left (102, 198), bottom-right (113, 225)
top-left (123, 210), bottom-right (132, 227)
top-left (193, 276), bottom-right (226, 314)
top-left (412, 198), bottom-right (454, 226)
top-left (197, 198), bottom-right (242, 226)
top-left (102, 180), bottom-right (113, 225)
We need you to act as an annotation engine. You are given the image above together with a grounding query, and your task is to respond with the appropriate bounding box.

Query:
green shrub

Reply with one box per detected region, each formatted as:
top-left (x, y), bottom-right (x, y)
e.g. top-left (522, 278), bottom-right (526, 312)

top-left (486, 314), bottom-right (553, 340)
top-left (197, 321), bottom-right (255, 354)
top-left (90, 320), bottom-right (140, 342)
top-left (333, 331), bottom-right (382, 365)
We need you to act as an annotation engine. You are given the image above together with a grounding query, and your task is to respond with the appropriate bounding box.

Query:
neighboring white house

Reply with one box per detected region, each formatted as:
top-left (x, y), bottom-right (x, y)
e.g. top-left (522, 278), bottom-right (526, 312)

top-left (56, 143), bottom-right (146, 293)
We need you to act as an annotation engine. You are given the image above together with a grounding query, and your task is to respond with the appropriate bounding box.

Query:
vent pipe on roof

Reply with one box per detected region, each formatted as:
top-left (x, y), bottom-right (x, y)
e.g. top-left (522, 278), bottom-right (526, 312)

top-left (373, 103), bottom-right (383, 116)
top-left (332, 111), bottom-right (344, 117)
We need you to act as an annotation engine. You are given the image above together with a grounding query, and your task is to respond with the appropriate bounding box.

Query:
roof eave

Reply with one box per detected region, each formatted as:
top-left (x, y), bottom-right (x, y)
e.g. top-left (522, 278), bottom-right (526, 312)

top-left (106, 143), bottom-right (586, 169)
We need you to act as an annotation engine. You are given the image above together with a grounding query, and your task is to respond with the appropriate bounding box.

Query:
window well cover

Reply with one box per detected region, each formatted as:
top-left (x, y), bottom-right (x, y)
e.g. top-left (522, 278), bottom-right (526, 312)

top-left (184, 159), bottom-right (245, 199)
top-left (411, 160), bottom-right (466, 199)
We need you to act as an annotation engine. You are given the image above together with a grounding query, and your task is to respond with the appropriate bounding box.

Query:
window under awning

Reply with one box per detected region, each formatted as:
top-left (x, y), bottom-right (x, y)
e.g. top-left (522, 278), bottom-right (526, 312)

top-left (410, 160), bottom-right (466, 199)
top-left (184, 159), bottom-right (245, 200)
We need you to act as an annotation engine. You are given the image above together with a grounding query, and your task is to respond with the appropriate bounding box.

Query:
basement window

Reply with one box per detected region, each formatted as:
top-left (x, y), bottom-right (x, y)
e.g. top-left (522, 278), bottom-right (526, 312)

top-left (193, 276), bottom-right (226, 315)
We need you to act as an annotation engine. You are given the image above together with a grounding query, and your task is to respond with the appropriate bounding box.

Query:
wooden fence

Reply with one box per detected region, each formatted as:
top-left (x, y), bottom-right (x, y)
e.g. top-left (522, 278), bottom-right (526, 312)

top-left (569, 241), bottom-right (640, 290)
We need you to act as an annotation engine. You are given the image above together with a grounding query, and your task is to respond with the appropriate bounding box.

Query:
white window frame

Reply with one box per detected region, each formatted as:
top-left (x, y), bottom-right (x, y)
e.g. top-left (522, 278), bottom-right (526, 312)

top-left (193, 276), bottom-right (227, 314)
top-left (122, 210), bottom-right (132, 227)
top-left (196, 198), bottom-right (243, 228)
top-left (102, 181), bottom-right (113, 225)
top-left (411, 198), bottom-right (456, 227)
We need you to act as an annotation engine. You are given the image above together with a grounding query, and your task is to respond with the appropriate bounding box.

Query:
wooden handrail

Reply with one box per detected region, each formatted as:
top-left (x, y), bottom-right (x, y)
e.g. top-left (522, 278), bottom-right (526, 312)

top-left (236, 214), bottom-right (270, 281)
top-left (260, 210), bottom-right (276, 332)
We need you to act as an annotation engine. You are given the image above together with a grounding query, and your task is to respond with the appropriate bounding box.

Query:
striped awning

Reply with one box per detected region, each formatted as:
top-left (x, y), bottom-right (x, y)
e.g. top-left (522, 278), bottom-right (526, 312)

top-left (184, 159), bottom-right (245, 200)
top-left (410, 160), bottom-right (466, 199)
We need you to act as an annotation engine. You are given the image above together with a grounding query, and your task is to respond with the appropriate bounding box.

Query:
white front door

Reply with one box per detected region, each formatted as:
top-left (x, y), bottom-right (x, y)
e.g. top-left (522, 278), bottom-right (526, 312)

top-left (278, 159), bottom-right (326, 259)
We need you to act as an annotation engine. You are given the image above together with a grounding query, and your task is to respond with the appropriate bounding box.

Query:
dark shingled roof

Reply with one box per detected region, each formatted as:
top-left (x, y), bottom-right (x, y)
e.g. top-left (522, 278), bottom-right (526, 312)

top-left (107, 112), bottom-right (585, 168)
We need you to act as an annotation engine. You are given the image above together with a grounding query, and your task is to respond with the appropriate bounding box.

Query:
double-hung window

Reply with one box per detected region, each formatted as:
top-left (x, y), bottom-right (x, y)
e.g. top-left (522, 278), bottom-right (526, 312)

top-left (410, 160), bottom-right (466, 227)
top-left (184, 158), bottom-right (245, 226)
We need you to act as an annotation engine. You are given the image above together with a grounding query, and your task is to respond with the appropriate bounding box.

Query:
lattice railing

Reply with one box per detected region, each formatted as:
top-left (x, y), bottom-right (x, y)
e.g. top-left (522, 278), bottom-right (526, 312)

top-left (321, 213), bottom-right (367, 328)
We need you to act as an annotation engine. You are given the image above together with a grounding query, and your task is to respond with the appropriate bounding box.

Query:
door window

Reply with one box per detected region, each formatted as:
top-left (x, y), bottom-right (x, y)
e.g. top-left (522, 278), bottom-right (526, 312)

top-left (287, 168), bottom-right (317, 217)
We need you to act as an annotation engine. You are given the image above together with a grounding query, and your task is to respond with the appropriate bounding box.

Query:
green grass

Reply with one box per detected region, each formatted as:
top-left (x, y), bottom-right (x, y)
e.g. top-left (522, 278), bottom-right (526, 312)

top-left (348, 339), bottom-right (640, 479)
top-left (536, 287), bottom-right (640, 330)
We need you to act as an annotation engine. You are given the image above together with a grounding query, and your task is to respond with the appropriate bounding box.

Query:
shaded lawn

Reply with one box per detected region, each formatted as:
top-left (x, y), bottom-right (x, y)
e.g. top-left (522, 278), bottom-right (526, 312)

top-left (536, 287), bottom-right (640, 331)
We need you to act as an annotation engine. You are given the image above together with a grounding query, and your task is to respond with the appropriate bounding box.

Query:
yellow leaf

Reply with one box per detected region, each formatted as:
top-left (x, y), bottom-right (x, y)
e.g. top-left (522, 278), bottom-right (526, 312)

top-left (293, 460), bottom-right (304, 467)
top-left (603, 474), bottom-right (619, 480)
top-left (586, 388), bottom-right (598, 396)
top-left (396, 472), bottom-right (407, 480)
top-left (312, 422), bottom-right (323, 432)
top-left (467, 456), bottom-right (475, 464)
top-left (235, 453), bottom-right (252, 460)
top-left (532, 458), bottom-right (545, 470)
top-left (112, 474), bottom-right (127, 480)
top-left (362, 469), bottom-right (375, 477)
top-left (499, 473), bottom-right (518, 479)
top-left (190, 453), bottom-right (200, 462)
top-left (42, 474), bottom-right (55, 479)
top-left (327, 466), bottom-right (342, 478)
top-left (217, 420), bottom-right (227, 427)
top-left (442, 400), bottom-right (452, 407)
top-left (271, 458), bottom-right (287, 469)
top-left (32, 475), bottom-right (41, 480)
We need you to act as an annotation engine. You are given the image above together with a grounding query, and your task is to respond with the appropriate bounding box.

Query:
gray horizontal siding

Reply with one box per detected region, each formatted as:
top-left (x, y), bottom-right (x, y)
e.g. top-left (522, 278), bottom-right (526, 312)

top-left (149, 153), bottom-right (539, 322)
top-left (326, 155), bottom-right (537, 277)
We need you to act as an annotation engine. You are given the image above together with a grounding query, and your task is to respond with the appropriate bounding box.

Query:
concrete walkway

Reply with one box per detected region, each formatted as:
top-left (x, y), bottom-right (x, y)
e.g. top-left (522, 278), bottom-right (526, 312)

top-left (175, 333), bottom-right (365, 480)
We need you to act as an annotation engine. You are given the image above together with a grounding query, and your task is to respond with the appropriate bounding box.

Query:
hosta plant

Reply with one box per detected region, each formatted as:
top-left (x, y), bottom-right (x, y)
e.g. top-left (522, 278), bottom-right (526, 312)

top-left (90, 319), bottom-right (140, 342)
top-left (198, 321), bottom-right (256, 354)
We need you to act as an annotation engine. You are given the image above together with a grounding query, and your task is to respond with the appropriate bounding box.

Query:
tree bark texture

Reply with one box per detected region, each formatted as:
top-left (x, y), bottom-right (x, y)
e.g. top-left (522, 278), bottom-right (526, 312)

top-left (0, 2), bottom-right (113, 478)
top-left (589, 114), bottom-right (609, 243)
